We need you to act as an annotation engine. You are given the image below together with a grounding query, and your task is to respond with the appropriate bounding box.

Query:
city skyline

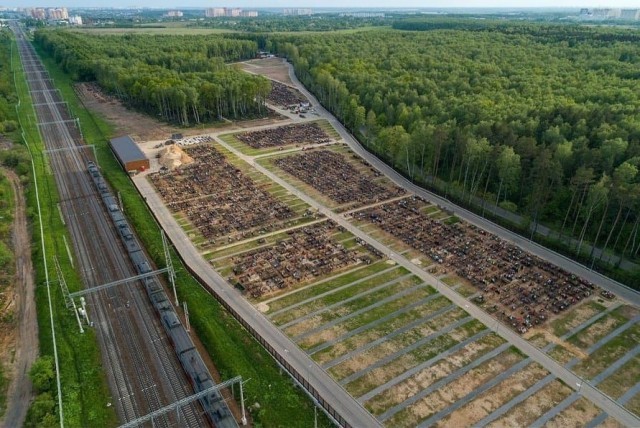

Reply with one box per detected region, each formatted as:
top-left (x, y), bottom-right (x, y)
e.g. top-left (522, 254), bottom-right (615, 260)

top-left (6, 2), bottom-right (640, 10)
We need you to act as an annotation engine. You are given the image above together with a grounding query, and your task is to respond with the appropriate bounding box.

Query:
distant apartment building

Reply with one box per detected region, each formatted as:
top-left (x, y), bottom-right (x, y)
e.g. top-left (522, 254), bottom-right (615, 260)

top-left (30, 8), bottom-right (46, 20)
top-left (339, 12), bottom-right (385, 18)
top-left (580, 8), bottom-right (639, 20)
top-left (283, 8), bottom-right (313, 16)
top-left (205, 8), bottom-right (223, 17)
top-left (205, 7), bottom-right (257, 18)
top-left (47, 7), bottom-right (68, 20)
top-left (621, 9), bottom-right (640, 20)
top-left (165, 10), bottom-right (183, 17)
top-left (68, 15), bottom-right (83, 25)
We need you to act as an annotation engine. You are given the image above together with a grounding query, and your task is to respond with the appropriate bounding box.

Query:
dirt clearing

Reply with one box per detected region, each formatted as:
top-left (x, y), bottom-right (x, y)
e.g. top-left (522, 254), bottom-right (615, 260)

top-left (75, 82), bottom-right (286, 141)
top-left (0, 168), bottom-right (38, 428)
top-left (239, 58), bottom-right (294, 85)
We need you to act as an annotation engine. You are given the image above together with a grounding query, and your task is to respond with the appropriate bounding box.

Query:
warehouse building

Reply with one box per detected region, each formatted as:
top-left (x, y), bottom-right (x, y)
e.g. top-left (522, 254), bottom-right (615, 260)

top-left (109, 135), bottom-right (149, 173)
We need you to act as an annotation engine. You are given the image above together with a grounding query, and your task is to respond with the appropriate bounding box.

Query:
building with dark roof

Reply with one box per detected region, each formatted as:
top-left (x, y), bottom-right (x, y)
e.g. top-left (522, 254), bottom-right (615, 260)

top-left (109, 135), bottom-right (149, 173)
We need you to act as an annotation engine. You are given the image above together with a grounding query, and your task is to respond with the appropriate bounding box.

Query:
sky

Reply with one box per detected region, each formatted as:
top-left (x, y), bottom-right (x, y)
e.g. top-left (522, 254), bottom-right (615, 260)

top-left (6, 1), bottom-right (640, 9)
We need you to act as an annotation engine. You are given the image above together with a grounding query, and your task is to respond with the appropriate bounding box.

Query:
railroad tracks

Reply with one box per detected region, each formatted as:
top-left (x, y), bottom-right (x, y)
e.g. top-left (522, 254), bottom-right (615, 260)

top-left (14, 28), bottom-right (208, 427)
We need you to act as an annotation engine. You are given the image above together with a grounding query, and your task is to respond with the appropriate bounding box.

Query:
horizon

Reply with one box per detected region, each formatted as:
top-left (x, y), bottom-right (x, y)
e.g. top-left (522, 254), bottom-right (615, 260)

top-left (6, 2), bottom-right (640, 10)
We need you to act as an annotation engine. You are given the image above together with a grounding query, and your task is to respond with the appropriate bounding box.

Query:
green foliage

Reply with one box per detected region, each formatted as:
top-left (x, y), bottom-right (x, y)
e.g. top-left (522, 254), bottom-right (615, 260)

top-left (0, 239), bottom-right (11, 269)
top-left (0, 144), bottom-right (31, 178)
top-left (24, 357), bottom-right (57, 427)
top-left (34, 30), bottom-right (271, 125)
top-left (195, 15), bottom-right (387, 33)
top-left (0, 29), bottom-right (18, 138)
top-left (273, 22), bottom-right (640, 268)
top-left (25, 393), bottom-right (57, 428)
top-left (29, 356), bottom-right (55, 393)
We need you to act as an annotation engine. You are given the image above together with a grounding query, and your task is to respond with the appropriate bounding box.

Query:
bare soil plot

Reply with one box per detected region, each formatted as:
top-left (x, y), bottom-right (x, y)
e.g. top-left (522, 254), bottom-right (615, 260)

top-left (487, 380), bottom-right (573, 427)
top-left (263, 261), bottom-right (391, 312)
top-left (550, 300), bottom-right (608, 337)
top-left (527, 332), bottom-right (553, 348)
top-left (601, 417), bottom-right (627, 428)
top-left (76, 82), bottom-right (285, 141)
top-left (284, 277), bottom-right (428, 339)
top-left (544, 397), bottom-right (605, 428)
top-left (229, 221), bottom-right (377, 298)
top-left (355, 197), bottom-right (603, 334)
top-left (572, 323), bottom-right (640, 379)
top-left (328, 307), bottom-right (468, 381)
top-left (626, 392), bottom-right (640, 416)
top-left (273, 150), bottom-right (405, 211)
top-left (348, 332), bottom-right (505, 399)
top-left (75, 82), bottom-right (176, 141)
top-left (149, 144), bottom-right (313, 247)
top-left (272, 266), bottom-right (407, 326)
top-left (298, 280), bottom-right (435, 349)
top-left (548, 344), bottom-right (582, 365)
top-left (240, 58), bottom-right (295, 85)
top-left (597, 355), bottom-right (640, 402)
top-left (308, 296), bottom-right (452, 364)
top-left (436, 362), bottom-right (549, 427)
top-left (568, 306), bottom-right (630, 350)
top-left (382, 350), bottom-right (524, 426)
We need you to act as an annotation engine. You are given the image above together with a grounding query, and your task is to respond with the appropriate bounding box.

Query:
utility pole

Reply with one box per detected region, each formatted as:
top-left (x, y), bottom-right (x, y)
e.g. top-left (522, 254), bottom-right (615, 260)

top-left (183, 302), bottom-right (190, 332)
top-left (240, 379), bottom-right (248, 425)
top-left (161, 230), bottom-right (178, 306)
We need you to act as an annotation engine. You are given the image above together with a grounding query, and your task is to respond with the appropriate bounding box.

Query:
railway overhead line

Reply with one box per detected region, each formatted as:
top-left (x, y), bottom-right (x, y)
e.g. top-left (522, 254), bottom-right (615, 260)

top-left (12, 24), bottom-right (230, 427)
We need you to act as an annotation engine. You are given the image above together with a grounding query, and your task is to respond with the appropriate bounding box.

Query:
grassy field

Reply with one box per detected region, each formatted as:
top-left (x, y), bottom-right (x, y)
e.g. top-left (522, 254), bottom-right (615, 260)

top-left (14, 38), bottom-right (118, 427)
top-left (33, 41), bottom-right (330, 427)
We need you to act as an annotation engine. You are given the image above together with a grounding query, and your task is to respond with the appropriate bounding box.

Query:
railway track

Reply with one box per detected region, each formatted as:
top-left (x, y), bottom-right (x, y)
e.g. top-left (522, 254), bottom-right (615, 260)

top-left (13, 26), bottom-right (209, 427)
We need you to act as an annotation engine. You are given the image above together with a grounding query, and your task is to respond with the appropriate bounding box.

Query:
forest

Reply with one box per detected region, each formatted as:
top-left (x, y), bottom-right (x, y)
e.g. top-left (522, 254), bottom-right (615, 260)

top-left (192, 15), bottom-right (387, 33)
top-left (273, 23), bottom-right (640, 274)
top-left (34, 31), bottom-right (271, 125)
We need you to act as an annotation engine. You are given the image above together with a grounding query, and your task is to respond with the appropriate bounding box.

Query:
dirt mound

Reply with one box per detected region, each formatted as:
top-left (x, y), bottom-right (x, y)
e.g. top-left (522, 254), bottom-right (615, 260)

top-left (158, 145), bottom-right (194, 170)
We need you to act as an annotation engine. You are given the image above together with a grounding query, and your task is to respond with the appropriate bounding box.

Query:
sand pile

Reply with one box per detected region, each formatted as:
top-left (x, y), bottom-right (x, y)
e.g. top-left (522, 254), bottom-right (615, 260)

top-left (158, 145), bottom-right (194, 170)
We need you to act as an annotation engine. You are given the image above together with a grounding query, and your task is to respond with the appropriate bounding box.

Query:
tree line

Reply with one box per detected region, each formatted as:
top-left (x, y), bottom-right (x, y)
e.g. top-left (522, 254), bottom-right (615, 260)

top-left (0, 30), bottom-right (18, 136)
top-left (272, 24), bottom-right (640, 270)
top-left (34, 31), bottom-right (271, 125)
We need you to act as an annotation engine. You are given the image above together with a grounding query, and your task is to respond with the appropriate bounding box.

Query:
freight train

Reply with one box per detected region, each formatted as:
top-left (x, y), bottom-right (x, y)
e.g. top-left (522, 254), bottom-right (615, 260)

top-left (87, 161), bottom-right (237, 428)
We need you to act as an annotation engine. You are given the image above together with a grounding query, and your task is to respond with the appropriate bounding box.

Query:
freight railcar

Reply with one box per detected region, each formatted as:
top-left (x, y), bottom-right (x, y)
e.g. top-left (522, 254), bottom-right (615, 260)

top-left (87, 162), bottom-right (237, 428)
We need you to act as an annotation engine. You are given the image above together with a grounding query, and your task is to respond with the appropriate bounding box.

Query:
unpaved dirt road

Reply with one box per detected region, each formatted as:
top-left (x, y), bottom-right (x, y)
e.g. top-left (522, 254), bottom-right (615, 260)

top-left (0, 167), bottom-right (38, 428)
